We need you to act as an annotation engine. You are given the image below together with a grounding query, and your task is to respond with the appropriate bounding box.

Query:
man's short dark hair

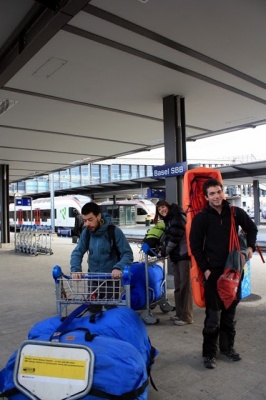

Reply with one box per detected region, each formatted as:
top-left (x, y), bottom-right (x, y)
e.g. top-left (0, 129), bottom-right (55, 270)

top-left (203, 179), bottom-right (223, 196)
top-left (81, 202), bottom-right (101, 216)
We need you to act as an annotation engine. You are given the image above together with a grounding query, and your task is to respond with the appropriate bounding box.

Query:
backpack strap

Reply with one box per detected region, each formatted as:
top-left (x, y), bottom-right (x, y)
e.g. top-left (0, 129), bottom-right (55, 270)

top-left (85, 228), bottom-right (91, 252)
top-left (107, 224), bottom-right (121, 261)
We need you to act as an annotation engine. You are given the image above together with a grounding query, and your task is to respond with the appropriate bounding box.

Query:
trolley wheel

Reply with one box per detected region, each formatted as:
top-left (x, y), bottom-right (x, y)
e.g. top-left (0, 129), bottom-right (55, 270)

top-left (159, 301), bottom-right (175, 313)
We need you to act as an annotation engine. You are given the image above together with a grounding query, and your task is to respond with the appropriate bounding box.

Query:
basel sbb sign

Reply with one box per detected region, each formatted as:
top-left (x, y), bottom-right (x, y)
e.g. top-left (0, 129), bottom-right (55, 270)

top-left (153, 162), bottom-right (187, 178)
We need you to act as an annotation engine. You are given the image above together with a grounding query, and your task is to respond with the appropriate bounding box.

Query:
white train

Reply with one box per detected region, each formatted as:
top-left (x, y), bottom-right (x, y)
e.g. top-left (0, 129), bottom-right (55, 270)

top-left (100, 199), bottom-right (156, 224)
top-left (9, 195), bottom-right (91, 232)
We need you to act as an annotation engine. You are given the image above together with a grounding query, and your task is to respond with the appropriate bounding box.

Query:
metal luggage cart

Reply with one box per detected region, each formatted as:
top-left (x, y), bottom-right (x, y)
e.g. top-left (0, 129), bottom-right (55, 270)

top-left (14, 225), bottom-right (53, 256)
top-left (52, 265), bottom-right (131, 317)
top-left (139, 243), bottom-right (174, 325)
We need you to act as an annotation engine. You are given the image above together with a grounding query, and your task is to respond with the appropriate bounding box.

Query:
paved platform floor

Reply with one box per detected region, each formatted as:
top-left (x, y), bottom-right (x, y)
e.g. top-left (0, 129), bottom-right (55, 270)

top-left (0, 232), bottom-right (266, 399)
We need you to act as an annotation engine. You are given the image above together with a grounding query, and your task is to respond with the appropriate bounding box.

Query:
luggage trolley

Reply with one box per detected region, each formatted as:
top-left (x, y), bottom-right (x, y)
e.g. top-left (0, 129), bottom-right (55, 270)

top-left (10, 268), bottom-right (137, 400)
top-left (139, 243), bottom-right (174, 325)
top-left (52, 265), bottom-right (131, 318)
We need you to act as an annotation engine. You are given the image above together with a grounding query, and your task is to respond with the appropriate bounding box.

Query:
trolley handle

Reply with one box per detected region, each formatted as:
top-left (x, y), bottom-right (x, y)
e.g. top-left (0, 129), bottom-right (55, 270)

top-left (75, 273), bottom-right (113, 280)
top-left (141, 242), bottom-right (163, 258)
top-left (52, 265), bottom-right (131, 284)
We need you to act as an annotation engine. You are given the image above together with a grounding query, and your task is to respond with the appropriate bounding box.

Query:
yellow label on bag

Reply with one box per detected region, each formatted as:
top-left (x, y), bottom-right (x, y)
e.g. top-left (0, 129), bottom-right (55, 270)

top-left (21, 355), bottom-right (86, 379)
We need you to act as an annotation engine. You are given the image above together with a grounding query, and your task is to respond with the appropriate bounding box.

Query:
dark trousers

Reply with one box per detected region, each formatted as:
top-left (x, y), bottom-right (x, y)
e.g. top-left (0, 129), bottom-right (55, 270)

top-left (202, 268), bottom-right (239, 358)
top-left (172, 259), bottom-right (193, 322)
top-left (89, 280), bottom-right (120, 313)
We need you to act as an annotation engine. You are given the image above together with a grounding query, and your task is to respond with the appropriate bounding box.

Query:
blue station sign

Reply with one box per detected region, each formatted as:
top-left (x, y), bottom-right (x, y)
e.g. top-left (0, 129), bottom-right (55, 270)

top-left (15, 198), bottom-right (32, 206)
top-left (153, 162), bottom-right (187, 178)
top-left (147, 188), bottom-right (166, 199)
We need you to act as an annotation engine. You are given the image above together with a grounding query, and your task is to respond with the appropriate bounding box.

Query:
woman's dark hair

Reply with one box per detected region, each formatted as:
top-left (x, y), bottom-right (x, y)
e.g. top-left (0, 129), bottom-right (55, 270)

top-left (154, 200), bottom-right (170, 224)
top-left (81, 201), bottom-right (101, 216)
top-left (202, 178), bottom-right (223, 196)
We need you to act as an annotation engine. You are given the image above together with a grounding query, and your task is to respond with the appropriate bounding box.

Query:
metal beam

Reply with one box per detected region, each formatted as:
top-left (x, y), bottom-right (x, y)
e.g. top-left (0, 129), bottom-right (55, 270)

top-left (0, 0), bottom-right (90, 88)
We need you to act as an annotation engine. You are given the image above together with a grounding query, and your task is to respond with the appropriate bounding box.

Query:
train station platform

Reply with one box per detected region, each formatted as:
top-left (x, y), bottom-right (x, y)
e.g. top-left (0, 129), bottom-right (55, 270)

top-left (0, 227), bottom-right (266, 399)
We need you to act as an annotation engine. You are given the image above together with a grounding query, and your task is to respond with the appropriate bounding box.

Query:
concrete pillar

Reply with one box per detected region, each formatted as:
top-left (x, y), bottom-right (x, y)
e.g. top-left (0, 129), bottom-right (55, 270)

top-left (162, 95), bottom-right (186, 205)
top-left (162, 95), bottom-right (187, 285)
top-left (253, 180), bottom-right (260, 225)
top-left (0, 164), bottom-right (10, 243)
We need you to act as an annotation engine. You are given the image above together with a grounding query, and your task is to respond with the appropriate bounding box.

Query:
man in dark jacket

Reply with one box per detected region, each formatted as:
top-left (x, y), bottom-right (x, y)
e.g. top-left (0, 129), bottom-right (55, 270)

top-left (190, 179), bottom-right (257, 369)
top-left (155, 200), bottom-right (193, 326)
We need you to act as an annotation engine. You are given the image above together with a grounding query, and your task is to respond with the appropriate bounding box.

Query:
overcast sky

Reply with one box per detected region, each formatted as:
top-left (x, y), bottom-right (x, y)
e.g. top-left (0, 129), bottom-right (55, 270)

top-left (186, 125), bottom-right (266, 162)
top-left (119, 124), bottom-right (266, 165)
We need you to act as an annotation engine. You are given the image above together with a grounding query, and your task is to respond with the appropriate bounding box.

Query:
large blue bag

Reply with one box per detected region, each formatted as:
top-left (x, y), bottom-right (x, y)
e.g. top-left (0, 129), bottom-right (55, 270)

top-left (28, 307), bottom-right (157, 371)
top-left (0, 307), bottom-right (157, 400)
top-left (130, 262), bottom-right (165, 310)
top-left (0, 335), bottom-right (149, 400)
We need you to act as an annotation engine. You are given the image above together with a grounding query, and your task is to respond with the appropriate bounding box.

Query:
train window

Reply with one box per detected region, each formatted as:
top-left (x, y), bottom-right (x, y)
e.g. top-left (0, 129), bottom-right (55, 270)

top-left (41, 209), bottom-right (51, 222)
top-left (69, 207), bottom-right (78, 218)
top-left (23, 210), bottom-right (31, 222)
top-left (108, 206), bottom-right (119, 219)
top-left (137, 207), bottom-right (147, 215)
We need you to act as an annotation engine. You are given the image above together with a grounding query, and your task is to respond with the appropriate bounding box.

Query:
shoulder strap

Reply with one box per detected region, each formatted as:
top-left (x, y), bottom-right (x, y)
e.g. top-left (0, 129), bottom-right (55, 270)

top-left (229, 206), bottom-right (240, 251)
top-left (108, 224), bottom-right (121, 261)
top-left (50, 303), bottom-right (91, 342)
top-left (85, 228), bottom-right (90, 251)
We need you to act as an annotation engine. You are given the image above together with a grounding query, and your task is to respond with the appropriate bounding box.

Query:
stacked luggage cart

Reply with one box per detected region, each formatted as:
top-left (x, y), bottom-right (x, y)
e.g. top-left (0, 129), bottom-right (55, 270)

top-left (14, 225), bottom-right (53, 256)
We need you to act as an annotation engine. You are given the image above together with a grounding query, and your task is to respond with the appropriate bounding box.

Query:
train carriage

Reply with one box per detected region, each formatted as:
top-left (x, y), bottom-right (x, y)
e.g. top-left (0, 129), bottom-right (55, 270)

top-left (9, 195), bottom-right (91, 233)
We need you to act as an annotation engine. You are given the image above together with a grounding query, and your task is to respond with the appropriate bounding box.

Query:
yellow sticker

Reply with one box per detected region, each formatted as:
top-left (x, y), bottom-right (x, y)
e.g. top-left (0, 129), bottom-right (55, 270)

top-left (21, 355), bottom-right (86, 380)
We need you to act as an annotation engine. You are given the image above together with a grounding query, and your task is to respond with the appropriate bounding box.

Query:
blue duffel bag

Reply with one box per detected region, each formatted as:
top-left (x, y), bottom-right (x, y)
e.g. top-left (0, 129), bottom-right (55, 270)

top-left (130, 262), bottom-right (165, 310)
top-left (0, 335), bottom-right (149, 400)
top-left (28, 306), bottom-right (157, 372)
top-left (0, 306), bottom-right (158, 400)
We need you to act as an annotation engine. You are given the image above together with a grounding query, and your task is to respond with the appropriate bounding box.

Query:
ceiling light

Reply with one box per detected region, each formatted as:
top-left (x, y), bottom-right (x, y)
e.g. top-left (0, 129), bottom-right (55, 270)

top-left (0, 99), bottom-right (17, 116)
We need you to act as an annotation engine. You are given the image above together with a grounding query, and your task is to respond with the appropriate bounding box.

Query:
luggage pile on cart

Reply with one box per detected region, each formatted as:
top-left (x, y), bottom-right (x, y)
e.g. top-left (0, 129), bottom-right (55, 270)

top-left (14, 225), bottom-right (53, 256)
top-left (0, 266), bottom-right (158, 400)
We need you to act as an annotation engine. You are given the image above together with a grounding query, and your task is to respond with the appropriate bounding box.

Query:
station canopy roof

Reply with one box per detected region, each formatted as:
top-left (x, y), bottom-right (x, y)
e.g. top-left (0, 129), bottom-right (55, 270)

top-left (0, 0), bottom-right (265, 184)
top-left (27, 160), bottom-right (266, 202)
